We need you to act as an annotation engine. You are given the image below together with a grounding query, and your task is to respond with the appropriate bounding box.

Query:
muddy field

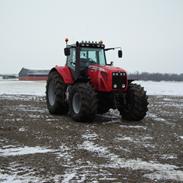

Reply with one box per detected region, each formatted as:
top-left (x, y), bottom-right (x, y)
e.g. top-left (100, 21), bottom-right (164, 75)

top-left (0, 94), bottom-right (183, 183)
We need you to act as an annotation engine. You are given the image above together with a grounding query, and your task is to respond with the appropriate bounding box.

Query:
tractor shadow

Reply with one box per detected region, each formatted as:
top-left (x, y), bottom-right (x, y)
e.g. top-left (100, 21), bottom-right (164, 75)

top-left (93, 113), bottom-right (147, 126)
top-left (94, 114), bottom-right (120, 124)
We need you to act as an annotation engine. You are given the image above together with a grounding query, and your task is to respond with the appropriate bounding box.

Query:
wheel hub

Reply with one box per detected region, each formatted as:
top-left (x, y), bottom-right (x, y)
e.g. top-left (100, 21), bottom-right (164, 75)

top-left (48, 80), bottom-right (56, 106)
top-left (72, 93), bottom-right (81, 114)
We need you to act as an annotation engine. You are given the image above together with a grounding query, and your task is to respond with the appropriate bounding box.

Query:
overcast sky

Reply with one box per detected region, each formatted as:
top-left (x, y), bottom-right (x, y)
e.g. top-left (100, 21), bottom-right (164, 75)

top-left (0, 0), bottom-right (183, 74)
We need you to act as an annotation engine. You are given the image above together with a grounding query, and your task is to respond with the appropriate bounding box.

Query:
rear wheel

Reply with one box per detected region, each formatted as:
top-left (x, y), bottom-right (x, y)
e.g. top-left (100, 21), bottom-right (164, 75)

top-left (46, 71), bottom-right (68, 114)
top-left (117, 83), bottom-right (148, 121)
top-left (69, 82), bottom-right (97, 122)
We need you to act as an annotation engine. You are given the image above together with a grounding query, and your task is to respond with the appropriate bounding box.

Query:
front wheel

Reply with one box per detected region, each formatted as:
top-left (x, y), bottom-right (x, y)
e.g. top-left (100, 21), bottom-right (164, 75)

top-left (69, 82), bottom-right (97, 122)
top-left (46, 71), bottom-right (68, 114)
top-left (117, 83), bottom-right (148, 121)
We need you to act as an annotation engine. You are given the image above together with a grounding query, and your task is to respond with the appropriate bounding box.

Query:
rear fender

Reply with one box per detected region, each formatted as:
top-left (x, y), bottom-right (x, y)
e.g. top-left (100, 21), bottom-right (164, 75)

top-left (49, 66), bottom-right (74, 84)
top-left (128, 79), bottom-right (134, 84)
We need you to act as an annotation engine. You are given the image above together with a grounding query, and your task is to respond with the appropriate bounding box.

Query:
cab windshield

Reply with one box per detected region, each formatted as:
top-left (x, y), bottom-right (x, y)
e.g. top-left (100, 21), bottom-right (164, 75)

top-left (80, 48), bottom-right (106, 66)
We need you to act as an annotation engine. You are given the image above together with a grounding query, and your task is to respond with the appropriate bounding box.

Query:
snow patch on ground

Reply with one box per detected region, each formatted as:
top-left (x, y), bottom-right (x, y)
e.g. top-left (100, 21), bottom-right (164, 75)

top-left (55, 145), bottom-right (73, 162)
top-left (0, 172), bottom-right (42, 183)
top-left (17, 105), bottom-right (46, 113)
top-left (0, 146), bottom-right (54, 157)
top-left (136, 81), bottom-right (183, 96)
top-left (160, 154), bottom-right (177, 160)
top-left (79, 131), bottom-right (183, 182)
top-left (0, 94), bottom-right (42, 101)
top-left (0, 162), bottom-right (44, 183)
top-left (54, 145), bottom-right (80, 183)
top-left (144, 170), bottom-right (183, 181)
top-left (0, 80), bottom-right (46, 96)
top-left (62, 172), bottom-right (77, 183)
top-left (1, 80), bottom-right (183, 97)
top-left (28, 114), bottom-right (42, 119)
top-left (116, 137), bottom-right (134, 142)
top-left (18, 127), bottom-right (26, 132)
top-left (162, 102), bottom-right (183, 109)
top-left (147, 112), bottom-right (166, 122)
top-left (82, 130), bottom-right (98, 141)
top-left (115, 135), bottom-right (154, 148)
top-left (120, 125), bottom-right (147, 130)
top-left (0, 144), bottom-right (78, 183)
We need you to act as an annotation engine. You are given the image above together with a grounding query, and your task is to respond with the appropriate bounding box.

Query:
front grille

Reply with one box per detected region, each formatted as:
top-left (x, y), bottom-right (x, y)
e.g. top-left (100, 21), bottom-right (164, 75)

top-left (112, 72), bottom-right (126, 89)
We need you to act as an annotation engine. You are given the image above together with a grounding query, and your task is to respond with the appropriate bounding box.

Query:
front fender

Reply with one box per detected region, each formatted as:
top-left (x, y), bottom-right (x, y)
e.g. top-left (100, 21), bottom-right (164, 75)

top-left (50, 66), bottom-right (74, 84)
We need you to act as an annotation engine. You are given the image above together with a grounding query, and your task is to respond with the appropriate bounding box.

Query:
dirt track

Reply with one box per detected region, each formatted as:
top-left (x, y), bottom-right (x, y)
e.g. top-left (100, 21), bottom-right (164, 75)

top-left (0, 94), bottom-right (183, 183)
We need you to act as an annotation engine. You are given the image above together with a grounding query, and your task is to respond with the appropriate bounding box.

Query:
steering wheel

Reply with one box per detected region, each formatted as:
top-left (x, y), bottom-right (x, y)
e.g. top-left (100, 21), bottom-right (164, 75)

top-left (88, 58), bottom-right (96, 64)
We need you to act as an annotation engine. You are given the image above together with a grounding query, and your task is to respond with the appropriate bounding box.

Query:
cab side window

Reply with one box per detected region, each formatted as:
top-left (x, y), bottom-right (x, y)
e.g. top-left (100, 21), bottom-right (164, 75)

top-left (67, 48), bottom-right (76, 69)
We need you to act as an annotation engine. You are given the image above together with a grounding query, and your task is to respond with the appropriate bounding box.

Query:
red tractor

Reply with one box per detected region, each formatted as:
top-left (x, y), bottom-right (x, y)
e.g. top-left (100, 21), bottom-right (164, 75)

top-left (46, 39), bottom-right (148, 122)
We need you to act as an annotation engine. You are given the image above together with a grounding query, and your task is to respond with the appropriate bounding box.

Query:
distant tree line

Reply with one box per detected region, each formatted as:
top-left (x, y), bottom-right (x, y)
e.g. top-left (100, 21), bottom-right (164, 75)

top-left (128, 72), bottom-right (183, 81)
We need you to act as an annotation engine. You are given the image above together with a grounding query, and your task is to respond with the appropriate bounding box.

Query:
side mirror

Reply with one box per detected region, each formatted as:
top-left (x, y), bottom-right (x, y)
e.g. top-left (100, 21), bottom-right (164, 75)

top-left (64, 48), bottom-right (70, 56)
top-left (118, 50), bottom-right (122, 58)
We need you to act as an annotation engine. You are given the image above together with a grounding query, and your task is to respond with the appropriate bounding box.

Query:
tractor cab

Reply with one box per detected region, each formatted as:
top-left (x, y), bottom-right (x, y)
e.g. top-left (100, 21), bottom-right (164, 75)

top-left (64, 40), bottom-right (122, 81)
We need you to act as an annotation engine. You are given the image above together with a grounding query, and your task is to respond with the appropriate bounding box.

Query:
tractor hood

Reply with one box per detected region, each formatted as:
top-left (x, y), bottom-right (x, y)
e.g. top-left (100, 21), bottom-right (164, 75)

top-left (88, 64), bottom-right (128, 92)
top-left (88, 64), bottom-right (127, 73)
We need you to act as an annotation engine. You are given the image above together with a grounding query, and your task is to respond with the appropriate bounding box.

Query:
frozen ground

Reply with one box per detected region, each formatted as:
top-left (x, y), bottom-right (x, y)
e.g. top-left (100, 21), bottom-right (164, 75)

top-left (0, 79), bottom-right (46, 96)
top-left (0, 80), bottom-right (183, 182)
top-left (136, 81), bottom-right (183, 96)
top-left (0, 79), bottom-right (183, 96)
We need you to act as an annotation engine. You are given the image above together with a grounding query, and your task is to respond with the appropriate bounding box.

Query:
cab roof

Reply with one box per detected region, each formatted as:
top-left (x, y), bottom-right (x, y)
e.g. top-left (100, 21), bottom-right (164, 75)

top-left (67, 41), bottom-right (105, 49)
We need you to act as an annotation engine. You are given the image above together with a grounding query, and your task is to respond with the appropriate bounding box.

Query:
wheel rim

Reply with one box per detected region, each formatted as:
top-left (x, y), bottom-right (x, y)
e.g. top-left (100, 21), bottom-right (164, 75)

top-left (48, 80), bottom-right (56, 106)
top-left (72, 93), bottom-right (81, 114)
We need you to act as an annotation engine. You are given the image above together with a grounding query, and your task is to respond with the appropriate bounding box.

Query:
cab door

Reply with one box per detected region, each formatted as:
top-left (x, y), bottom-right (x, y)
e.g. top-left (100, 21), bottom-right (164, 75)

top-left (66, 48), bottom-right (77, 80)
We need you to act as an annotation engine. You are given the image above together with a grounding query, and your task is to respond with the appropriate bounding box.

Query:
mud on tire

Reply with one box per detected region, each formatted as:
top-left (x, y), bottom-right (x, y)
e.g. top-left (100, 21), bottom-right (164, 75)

top-left (46, 71), bottom-right (68, 114)
top-left (118, 83), bottom-right (148, 121)
top-left (69, 82), bottom-right (97, 122)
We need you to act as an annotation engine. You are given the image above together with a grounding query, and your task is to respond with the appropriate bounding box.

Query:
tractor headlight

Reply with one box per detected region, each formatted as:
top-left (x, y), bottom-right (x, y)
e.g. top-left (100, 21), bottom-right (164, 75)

top-left (122, 84), bottom-right (126, 88)
top-left (113, 84), bottom-right (117, 88)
